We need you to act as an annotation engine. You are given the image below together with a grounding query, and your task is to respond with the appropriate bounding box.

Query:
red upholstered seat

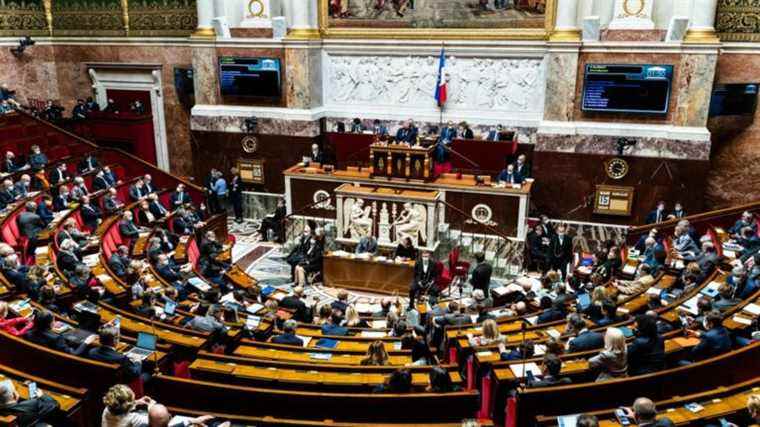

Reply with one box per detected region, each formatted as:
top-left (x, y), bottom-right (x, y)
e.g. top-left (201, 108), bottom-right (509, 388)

top-left (449, 246), bottom-right (470, 278)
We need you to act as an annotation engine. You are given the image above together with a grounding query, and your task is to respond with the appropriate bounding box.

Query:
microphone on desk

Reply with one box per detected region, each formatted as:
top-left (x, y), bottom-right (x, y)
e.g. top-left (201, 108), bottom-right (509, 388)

top-left (520, 321), bottom-right (529, 386)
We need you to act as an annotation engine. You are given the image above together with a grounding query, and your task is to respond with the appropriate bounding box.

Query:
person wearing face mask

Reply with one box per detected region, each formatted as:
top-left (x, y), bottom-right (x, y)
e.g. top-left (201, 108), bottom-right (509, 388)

top-left (408, 250), bottom-right (439, 308)
top-left (670, 201), bottom-right (685, 219)
top-left (550, 224), bottom-right (573, 280)
top-left (53, 185), bottom-right (71, 212)
top-left (28, 145), bottom-right (48, 171)
top-left (626, 314), bottom-right (665, 376)
top-left (287, 226), bottom-right (313, 281)
top-left (645, 201), bottom-right (668, 224)
top-left (294, 236), bottom-right (323, 286)
top-left (496, 163), bottom-right (522, 185)
top-left (683, 310), bottom-right (732, 364)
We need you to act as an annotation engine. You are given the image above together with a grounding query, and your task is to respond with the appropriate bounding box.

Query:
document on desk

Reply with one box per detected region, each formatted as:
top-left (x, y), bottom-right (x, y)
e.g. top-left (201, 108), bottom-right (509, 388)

top-left (622, 263), bottom-right (638, 275)
top-left (297, 335), bottom-right (312, 347)
top-left (679, 296), bottom-right (700, 316)
top-left (360, 331), bottom-right (386, 338)
top-left (743, 303), bottom-right (760, 316)
top-left (309, 352), bottom-right (332, 361)
top-left (509, 362), bottom-right (541, 378)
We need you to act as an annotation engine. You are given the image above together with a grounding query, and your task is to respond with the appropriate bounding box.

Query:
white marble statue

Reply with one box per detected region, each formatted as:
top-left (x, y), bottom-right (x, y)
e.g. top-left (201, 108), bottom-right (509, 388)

top-left (393, 202), bottom-right (427, 245)
top-left (345, 198), bottom-right (373, 239)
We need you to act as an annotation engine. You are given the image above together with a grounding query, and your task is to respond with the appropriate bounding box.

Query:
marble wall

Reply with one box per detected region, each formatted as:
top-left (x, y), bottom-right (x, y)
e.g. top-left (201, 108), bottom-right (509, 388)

top-left (0, 45), bottom-right (59, 104)
top-left (543, 49), bottom-right (579, 122)
top-left (706, 53), bottom-right (760, 208)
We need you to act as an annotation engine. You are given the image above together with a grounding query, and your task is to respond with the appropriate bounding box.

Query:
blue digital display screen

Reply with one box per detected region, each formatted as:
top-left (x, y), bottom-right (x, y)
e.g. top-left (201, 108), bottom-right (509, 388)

top-left (582, 64), bottom-right (674, 114)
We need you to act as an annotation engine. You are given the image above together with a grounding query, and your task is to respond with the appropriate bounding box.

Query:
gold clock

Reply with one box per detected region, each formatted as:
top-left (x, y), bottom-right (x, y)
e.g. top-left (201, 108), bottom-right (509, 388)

top-left (622, 0), bottom-right (645, 17)
top-left (241, 135), bottom-right (258, 154)
top-left (248, 0), bottom-right (265, 17)
top-left (605, 157), bottom-right (630, 180)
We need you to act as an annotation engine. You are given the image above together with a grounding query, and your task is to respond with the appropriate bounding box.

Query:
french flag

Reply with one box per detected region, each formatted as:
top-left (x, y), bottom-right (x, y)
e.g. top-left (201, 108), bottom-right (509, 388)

top-left (435, 47), bottom-right (447, 107)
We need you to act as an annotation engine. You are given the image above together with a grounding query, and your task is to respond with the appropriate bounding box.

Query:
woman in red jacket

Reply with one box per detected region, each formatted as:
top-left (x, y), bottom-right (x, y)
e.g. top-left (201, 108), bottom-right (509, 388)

top-left (0, 301), bottom-right (33, 336)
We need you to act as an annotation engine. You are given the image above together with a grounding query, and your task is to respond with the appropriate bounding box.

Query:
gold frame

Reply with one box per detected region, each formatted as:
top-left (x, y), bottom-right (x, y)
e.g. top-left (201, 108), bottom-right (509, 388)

top-left (317, 0), bottom-right (557, 40)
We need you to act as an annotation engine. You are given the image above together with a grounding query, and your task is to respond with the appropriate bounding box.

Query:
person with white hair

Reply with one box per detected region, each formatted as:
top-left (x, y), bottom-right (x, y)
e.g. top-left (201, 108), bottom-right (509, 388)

top-left (0, 379), bottom-right (64, 426)
top-left (729, 211), bottom-right (757, 238)
top-left (70, 176), bottom-right (89, 202)
top-left (588, 327), bottom-right (628, 381)
top-left (13, 174), bottom-right (31, 199)
top-left (3, 151), bottom-right (27, 174)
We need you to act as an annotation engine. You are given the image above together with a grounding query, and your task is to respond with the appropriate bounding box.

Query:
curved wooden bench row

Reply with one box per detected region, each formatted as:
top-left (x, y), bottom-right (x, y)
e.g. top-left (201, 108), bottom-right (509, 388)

top-left (536, 375), bottom-right (760, 426)
top-left (514, 341), bottom-right (760, 425)
top-left (148, 374), bottom-right (481, 424)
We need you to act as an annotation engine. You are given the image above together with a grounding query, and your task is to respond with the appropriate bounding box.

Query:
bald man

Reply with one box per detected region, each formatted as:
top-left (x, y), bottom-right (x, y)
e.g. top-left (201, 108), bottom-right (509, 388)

top-left (148, 404), bottom-right (218, 427)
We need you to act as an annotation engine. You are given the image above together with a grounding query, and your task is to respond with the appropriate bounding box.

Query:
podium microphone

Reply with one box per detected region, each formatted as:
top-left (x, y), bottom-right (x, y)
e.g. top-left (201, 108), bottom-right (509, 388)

top-left (520, 321), bottom-right (529, 385)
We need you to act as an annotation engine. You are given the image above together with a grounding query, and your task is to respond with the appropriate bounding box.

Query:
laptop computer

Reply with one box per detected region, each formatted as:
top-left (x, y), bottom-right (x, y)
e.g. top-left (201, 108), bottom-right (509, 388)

top-left (163, 300), bottom-right (177, 316)
top-left (126, 332), bottom-right (157, 361)
top-left (577, 293), bottom-right (591, 311)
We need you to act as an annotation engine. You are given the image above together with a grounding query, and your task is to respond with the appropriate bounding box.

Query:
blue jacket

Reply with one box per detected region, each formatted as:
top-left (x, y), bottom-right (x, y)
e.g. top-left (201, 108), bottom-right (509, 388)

top-left (321, 323), bottom-right (348, 336)
top-left (271, 333), bottom-right (304, 346)
top-left (568, 330), bottom-right (604, 353)
top-left (691, 326), bottom-right (732, 361)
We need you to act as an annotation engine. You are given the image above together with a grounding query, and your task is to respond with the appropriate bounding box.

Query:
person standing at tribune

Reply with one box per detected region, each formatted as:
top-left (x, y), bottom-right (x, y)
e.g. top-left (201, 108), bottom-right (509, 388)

top-left (550, 224), bottom-right (573, 280)
top-left (211, 170), bottom-right (228, 215)
top-left (470, 252), bottom-right (492, 294)
top-left (230, 167), bottom-right (243, 223)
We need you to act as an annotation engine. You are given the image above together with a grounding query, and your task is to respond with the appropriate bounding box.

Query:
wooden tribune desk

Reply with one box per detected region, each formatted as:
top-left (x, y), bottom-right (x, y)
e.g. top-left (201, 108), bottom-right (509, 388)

top-left (323, 253), bottom-right (414, 295)
top-left (369, 143), bottom-right (434, 181)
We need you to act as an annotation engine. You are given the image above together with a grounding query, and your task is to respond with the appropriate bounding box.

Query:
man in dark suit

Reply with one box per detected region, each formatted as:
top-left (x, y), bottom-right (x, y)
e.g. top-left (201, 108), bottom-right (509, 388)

top-left (172, 209), bottom-right (193, 236)
top-left (3, 151), bottom-right (24, 174)
top-left (80, 195), bottom-right (102, 230)
top-left (395, 120), bottom-right (417, 145)
top-left (0, 179), bottom-right (16, 207)
top-left (566, 313), bottom-right (604, 353)
top-left (28, 145), bottom-right (47, 171)
top-left (119, 211), bottom-right (141, 239)
top-left (102, 166), bottom-right (118, 187)
top-left (108, 245), bottom-right (131, 279)
top-left (371, 119), bottom-right (388, 137)
top-left (469, 252), bottom-right (492, 294)
top-left (484, 124), bottom-right (504, 142)
top-left (48, 163), bottom-right (70, 186)
top-left (13, 174), bottom-right (30, 199)
top-left (280, 286), bottom-right (311, 323)
top-left (645, 201), bottom-right (668, 224)
top-left (24, 310), bottom-right (95, 355)
top-left (129, 178), bottom-right (147, 201)
top-left (528, 224), bottom-right (550, 272)
top-left (169, 184), bottom-right (192, 209)
top-left (0, 379), bottom-right (66, 427)
top-left (56, 238), bottom-right (82, 275)
top-left (627, 314), bottom-right (665, 375)
top-left (37, 194), bottom-right (53, 227)
top-left (330, 290), bottom-right (349, 314)
top-left (513, 154), bottom-right (531, 180)
top-left (408, 250), bottom-right (438, 308)
top-left (271, 319), bottom-right (304, 346)
top-left (52, 185), bottom-right (71, 212)
top-left (259, 199), bottom-right (286, 242)
top-left (17, 201), bottom-right (44, 248)
top-left (550, 224), bottom-right (573, 280)
top-left (143, 174), bottom-right (157, 195)
top-left (687, 310), bottom-right (732, 362)
top-left (77, 153), bottom-right (100, 174)
top-left (87, 326), bottom-right (142, 380)
top-left (230, 167), bottom-right (243, 223)
top-left (321, 313), bottom-right (349, 336)
top-left (355, 236), bottom-right (378, 255)
top-left (671, 201), bottom-right (686, 219)
top-left (439, 121), bottom-right (458, 143)
top-left (459, 122), bottom-right (474, 139)
top-left (2, 254), bottom-right (40, 297)
top-left (147, 193), bottom-right (169, 220)
top-left (526, 354), bottom-right (571, 388)
top-left (496, 164), bottom-right (523, 185)
top-left (308, 143), bottom-right (327, 164)
top-left (103, 188), bottom-right (124, 215)
top-left (92, 170), bottom-right (111, 192)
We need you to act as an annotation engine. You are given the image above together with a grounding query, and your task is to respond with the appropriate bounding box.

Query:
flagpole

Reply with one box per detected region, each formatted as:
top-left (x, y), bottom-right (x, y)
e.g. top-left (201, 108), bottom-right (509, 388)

top-left (438, 41), bottom-right (445, 129)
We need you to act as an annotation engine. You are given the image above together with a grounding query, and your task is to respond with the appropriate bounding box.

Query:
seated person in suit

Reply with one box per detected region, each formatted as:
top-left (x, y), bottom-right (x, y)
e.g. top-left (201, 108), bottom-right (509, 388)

top-left (498, 340), bottom-right (535, 361)
top-left (527, 224), bottom-right (551, 272)
top-left (169, 183), bottom-right (192, 209)
top-left (729, 211), bottom-right (756, 238)
top-left (613, 263), bottom-right (656, 302)
top-left (470, 252), bottom-right (492, 294)
top-left (24, 309), bottom-right (95, 355)
top-left (685, 310), bottom-right (732, 362)
top-left (294, 237), bottom-right (323, 286)
top-left (286, 227), bottom-right (312, 280)
top-left (108, 245), bottom-right (132, 279)
top-left (147, 193), bottom-right (169, 220)
top-left (321, 312), bottom-right (349, 336)
top-left (627, 314), bottom-right (665, 375)
top-left (393, 237), bottom-right (417, 261)
top-left (394, 120), bottom-right (418, 145)
top-left (439, 121), bottom-right (457, 143)
top-left (566, 313), bottom-right (604, 353)
top-left (513, 154), bottom-right (531, 180)
top-left (52, 185), bottom-right (71, 212)
top-left (271, 319), bottom-right (304, 346)
top-left (308, 143), bottom-right (326, 164)
top-left (142, 174), bottom-right (157, 195)
top-left (13, 174), bottom-right (31, 199)
top-left (349, 117), bottom-right (364, 133)
top-left (79, 195), bottom-right (102, 230)
top-left (187, 304), bottom-right (228, 337)
top-left (17, 201), bottom-right (44, 247)
top-left (361, 340), bottom-right (390, 366)
top-left (27, 145), bottom-right (48, 171)
top-left (330, 290), bottom-right (350, 314)
top-left (2, 254), bottom-right (44, 298)
top-left (3, 150), bottom-right (27, 174)
top-left (619, 398), bottom-right (662, 427)
top-left (458, 122), bottom-right (474, 139)
top-left (118, 211), bottom-right (142, 240)
top-left (48, 163), bottom-right (70, 187)
top-left (728, 265), bottom-right (758, 301)
top-left (713, 283), bottom-right (741, 312)
top-left (56, 238), bottom-right (82, 276)
top-left (257, 198), bottom-right (286, 242)
top-left (737, 226), bottom-right (760, 259)
top-left (0, 179), bottom-right (16, 207)
top-left (87, 326), bottom-right (143, 381)
top-left (496, 163), bottom-right (523, 185)
top-left (92, 169), bottom-right (111, 192)
top-left (77, 153), bottom-right (100, 174)
top-left (56, 218), bottom-right (88, 249)
top-left (0, 378), bottom-right (66, 427)
top-left (483, 124), bottom-right (504, 141)
top-left (103, 188), bottom-right (125, 215)
top-left (102, 165), bottom-right (119, 187)
top-left (355, 235), bottom-right (378, 255)
top-left (526, 354), bottom-right (571, 387)
top-left (279, 286), bottom-right (312, 323)
top-left (673, 225), bottom-right (700, 259)
top-left (70, 177), bottom-right (89, 202)
top-left (155, 254), bottom-right (189, 300)
top-left (128, 178), bottom-right (147, 202)
top-left (537, 298), bottom-right (567, 324)
top-left (136, 200), bottom-right (157, 226)
top-left (645, 201), bottom-right (668, 224)
top-left (171, 207), bottom-right (194, 236)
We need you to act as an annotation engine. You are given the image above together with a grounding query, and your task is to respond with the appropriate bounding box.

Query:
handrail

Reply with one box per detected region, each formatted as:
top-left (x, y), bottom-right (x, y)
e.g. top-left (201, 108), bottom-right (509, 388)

top-left (15, 109), bottom-right (206, 193)
top-left (444, 145), bottom-right (480, 169)
top-left (627, 199), bottom-right (760, 237)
